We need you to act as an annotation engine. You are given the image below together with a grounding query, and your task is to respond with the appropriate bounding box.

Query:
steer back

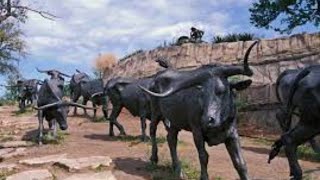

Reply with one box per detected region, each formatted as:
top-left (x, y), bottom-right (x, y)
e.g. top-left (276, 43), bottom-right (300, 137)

top-left (81, 79), bottom-right (104, 102)
top-left (105, 77), bottom-right (152, 117)
top-left (70, 70), bottom-right (90, 101)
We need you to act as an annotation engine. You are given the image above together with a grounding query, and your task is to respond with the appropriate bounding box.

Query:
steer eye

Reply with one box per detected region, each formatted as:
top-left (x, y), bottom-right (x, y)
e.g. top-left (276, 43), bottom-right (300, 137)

top-left (215, 85), bottom-right (226, 95)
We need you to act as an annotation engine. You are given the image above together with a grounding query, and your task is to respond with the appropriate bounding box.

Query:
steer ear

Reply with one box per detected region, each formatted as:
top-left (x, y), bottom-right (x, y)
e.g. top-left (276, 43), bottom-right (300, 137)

top-left (230, 79), bottom-right (252, 91)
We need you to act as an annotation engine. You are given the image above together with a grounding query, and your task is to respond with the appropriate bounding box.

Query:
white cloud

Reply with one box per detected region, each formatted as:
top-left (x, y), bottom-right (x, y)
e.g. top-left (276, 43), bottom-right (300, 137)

top-left (19, 0), bottom-right (289, 67)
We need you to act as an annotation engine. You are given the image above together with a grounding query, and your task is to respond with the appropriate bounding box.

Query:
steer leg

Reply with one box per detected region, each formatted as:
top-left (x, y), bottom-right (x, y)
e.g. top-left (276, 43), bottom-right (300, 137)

top-left (51, 119), bottom-right (57, 139)
top-left (108, 105), bottom-right (126, 136)
top-left (167, 128), bottom-right (183, 179)
top-left (139, 108), bottom-right (148, 142)
top-left (82, 98), bottom-right (89, 115)
top-left (225, 130), bottom-right (249, 180)
top-left (37, 110), bottom-right (44, 145)
top-left (269, 123), bottom-right (319, 180)
top-left (93, 103), bottom-right (97, 119)
top-left (150, 118), bottom-right (160, 164)
top-left (192, 127), bottom-right (209, 180)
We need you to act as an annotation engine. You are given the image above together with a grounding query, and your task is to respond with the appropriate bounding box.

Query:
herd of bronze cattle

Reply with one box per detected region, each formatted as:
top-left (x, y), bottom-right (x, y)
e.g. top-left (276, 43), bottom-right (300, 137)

top-left (2, 41), bottom-right (320, 180)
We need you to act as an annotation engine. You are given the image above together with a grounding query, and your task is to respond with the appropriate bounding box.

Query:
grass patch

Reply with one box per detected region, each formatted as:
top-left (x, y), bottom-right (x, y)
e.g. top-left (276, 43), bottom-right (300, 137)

top-left (13, 107), bottom-right (35, 117)
top-left (0, 135), bottom-right (14, 142)
top-left (111, 135), bottom-right (174, 145)
top-left (252, 137), bottom-right (320, 162)
top-left (252, 137), bottom-right (274, 146)
top-left (145, 159), bottom-right (200, 180)
top-left (31, 130), bottom-right (69, 145)
top-left (92, 116), bottom-right (106, 123)
top-left (94, 164), bottom-right (105, 172)
top-left (0, 169), bottom-right (16, 180)
top-left (297, 145), bottom-right (320, 162)
top-left (0, 99), bottom-right (16, 106)
top-left (149, 136), bottom-right (186, 146)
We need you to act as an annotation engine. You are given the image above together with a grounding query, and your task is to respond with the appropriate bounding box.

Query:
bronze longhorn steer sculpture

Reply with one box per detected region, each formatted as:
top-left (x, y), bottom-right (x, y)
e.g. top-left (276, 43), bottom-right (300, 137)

top-left (69, 69), bottom-right (91, 115)
top-left (140, 41), bottom-right (258, 180)
top-left (269, 65), bottom-right (320, 180)
top-left (34, 68), bottom-right (94, 144)
top-left (104, 58), bottom-right (171, 141)
top-left (1, 79), bottom-right (43, 110)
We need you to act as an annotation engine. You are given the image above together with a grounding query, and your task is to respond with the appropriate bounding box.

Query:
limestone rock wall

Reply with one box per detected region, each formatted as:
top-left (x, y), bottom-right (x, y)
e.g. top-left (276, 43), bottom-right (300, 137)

top-left (105, 32), bottom-right (320, 131)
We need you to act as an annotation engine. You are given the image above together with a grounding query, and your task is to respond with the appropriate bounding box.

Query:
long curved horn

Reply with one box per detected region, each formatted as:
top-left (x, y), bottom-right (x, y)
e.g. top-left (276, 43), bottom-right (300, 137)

top-left (243, 41), bottom-right (258, 73)
top-left (139, 70), bottom-right (212, 98)
top-left (76, 69), bottom-right (82, 73)
top-left (66, 102), bottom-right (97, 109)
top-left (33, 101), bottom-right (62, 110)
top-left (218, 41), bottom-right (258, 77)
top-left (139, 86), bottom-right (174, 97)
top-left (36, 67), bottom-right (51, 74)
top-left (58, 72), bottom-right (71, 78)
top-left (0, 84), bottom-right (19, 87)
top-left (91, 92), bottom-right (104, 98)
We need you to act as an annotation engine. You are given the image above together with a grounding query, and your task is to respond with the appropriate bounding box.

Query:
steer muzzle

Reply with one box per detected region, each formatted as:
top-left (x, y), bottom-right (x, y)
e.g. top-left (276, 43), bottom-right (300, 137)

top-left (59, 123), bottom-right (68, 130)
top-left (207, 117), bottom-right (221, 128)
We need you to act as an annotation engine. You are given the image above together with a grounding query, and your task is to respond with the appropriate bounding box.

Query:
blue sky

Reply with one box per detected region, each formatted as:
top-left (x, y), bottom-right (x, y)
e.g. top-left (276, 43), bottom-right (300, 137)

top-left (0, 0), bottom-right (319, 95)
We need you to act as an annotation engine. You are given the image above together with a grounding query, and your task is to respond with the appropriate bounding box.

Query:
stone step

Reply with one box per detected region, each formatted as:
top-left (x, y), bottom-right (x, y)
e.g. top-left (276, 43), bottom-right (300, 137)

top-left (19, 154), bottom-right (67, 166)
top-left (0, 141), bottom-right (34, 148)
top-left (0, 148), bottom-right (27, 160)
top-left (6, 169), bottom-right (53, 180)
top-left (63, 171), bottom-right (116, 180)
top-left (54, 156), bottom-right (112, 172)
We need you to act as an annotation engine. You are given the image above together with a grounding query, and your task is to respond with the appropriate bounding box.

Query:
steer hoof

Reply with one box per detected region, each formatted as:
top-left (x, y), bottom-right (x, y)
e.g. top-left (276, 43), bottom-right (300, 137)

top-left (139, 135), bottom-right (150, 142)
top-left (119, 132), bottom-right (127, 136)
top-left (150, 156), bottom-right (158, 164)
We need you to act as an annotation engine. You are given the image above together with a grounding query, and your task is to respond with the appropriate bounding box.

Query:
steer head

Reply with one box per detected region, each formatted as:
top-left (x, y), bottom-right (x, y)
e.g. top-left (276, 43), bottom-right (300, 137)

top-left (140, 41), bottom-right (257, 140)
top-left (36, 68), bottom-right (71, 81)
top-left (34, 100), bottom-right (96, 130)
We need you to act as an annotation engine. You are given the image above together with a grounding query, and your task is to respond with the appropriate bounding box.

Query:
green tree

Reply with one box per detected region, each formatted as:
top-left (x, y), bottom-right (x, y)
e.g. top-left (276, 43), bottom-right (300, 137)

top-left (0, 0), bottom-right (56, 76)
top-left (249, 0), bottom-right (320, 34)
top-left (0, 21), bottom-right (26, 75)
top-left (3, 72), bottom-right (21, 100)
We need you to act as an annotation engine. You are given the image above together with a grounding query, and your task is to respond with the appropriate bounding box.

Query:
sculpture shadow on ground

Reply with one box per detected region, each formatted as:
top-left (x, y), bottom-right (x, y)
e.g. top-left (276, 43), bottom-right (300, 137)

top-left (113, 157), bottom-right (150, 179)
top-left (83, 134), bottom-right (149, 144)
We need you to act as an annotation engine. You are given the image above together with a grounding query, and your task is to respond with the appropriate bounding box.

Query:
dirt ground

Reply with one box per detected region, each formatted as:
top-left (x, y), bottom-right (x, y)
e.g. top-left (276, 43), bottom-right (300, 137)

top-left (0, 105), bottom-right (320, 180)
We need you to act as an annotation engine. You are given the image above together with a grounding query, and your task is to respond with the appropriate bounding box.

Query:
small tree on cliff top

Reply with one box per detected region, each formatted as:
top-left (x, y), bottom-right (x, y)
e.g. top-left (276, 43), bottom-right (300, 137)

top-left (94, 53), bottom-right (117, 78)
top-left (249, 0), bottom-right (320, 34)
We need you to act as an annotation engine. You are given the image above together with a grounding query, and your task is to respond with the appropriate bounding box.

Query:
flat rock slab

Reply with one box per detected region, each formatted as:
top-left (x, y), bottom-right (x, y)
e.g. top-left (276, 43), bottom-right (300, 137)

top-left (0, 141), bottom-right (34, 148)
top-left (6, 169), bottom-right (53, 180)
top-left (0, 148), bottom-right (14, 156)
top-left (0, 163), bottom-right (17, 172)
top-left (55, 156), bottom-right (112, 172)
top-left (19, 154), bottom-right (67, 166)
top-left (0, 148), bottom-right (26, 160)
top-left (63, 171), bottom-right (116, 180)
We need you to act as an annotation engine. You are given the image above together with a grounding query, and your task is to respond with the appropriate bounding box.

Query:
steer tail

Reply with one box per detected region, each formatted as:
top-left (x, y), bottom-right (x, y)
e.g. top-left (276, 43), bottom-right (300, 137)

top-left (286, 68), bottom-right (311, 126)
top-left (275, 70), bottom-right (292, 132)
top-left (275, 71), bottom-right (288, 104)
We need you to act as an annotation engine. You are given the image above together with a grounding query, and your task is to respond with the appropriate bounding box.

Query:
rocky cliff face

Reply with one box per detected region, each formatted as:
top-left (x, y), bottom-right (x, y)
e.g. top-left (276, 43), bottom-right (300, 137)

top-left (105, 32), bottom-right (320, 131)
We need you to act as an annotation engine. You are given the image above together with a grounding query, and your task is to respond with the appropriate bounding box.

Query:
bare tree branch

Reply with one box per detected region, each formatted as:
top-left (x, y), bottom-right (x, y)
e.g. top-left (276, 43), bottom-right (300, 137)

top-left (12, 5), bottom-right (58, 20)
top-left (0, 0), bottom-right (57, 23)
